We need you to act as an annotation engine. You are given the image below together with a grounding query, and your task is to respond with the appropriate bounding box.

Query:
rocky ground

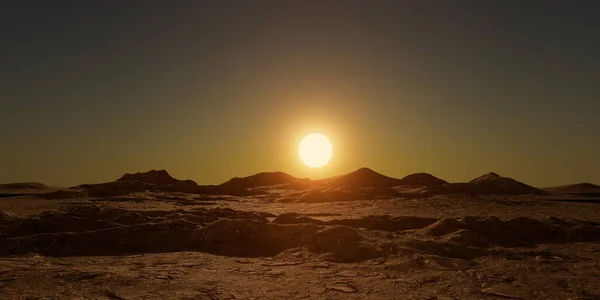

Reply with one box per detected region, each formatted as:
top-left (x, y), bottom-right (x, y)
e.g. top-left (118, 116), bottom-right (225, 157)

top-left (1, 190), bottom-right (600, 300)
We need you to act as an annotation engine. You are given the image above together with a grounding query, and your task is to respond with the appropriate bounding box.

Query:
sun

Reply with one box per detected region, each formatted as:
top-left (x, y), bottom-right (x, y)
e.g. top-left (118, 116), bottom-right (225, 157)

top-left (298, 133), bottom-right (333, 168)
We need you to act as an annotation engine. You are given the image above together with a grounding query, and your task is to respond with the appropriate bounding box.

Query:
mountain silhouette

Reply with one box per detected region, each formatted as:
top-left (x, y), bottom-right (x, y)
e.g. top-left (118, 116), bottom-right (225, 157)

top-left (323, 168), bottom-right (448, 188)
top-left (469, 172), bottom-right (502, 184)
top-left (78, 170), bottom-right (212, 197)
top-left (0, 182), bottom-right (56, 197)
top-left (0, 182), bottom-right (49, 191)
top-left (544, 183), bottom-right (600, 194)
top-left (117, 170), bottom-right (197, 186)
top-left (468, 172), bottom-right (544, 195)
top-left (218, 172), bottom-right (302, 190)
top-left (31, 168), bottom-right (563, 197)
top-left (323, 168), bottom-right (402, 187)
top-left (397, 173), bottom-right (447, 186)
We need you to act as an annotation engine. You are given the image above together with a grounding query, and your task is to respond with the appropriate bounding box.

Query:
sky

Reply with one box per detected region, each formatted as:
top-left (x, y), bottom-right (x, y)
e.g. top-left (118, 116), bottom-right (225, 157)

top-left (1, 1), bottom-right (599, 187)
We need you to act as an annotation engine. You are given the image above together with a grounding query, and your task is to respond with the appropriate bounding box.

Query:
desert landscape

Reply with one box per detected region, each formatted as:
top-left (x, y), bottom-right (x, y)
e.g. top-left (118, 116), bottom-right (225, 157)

top-left (1, 169), bottom-right (599, 299)
top-left (4, 1), bottom-right (600, 299)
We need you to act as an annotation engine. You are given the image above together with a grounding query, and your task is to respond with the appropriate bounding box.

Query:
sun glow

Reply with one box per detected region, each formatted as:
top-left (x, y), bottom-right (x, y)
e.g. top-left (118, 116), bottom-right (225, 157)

top-left (298, 133), bottom-right (333, 168)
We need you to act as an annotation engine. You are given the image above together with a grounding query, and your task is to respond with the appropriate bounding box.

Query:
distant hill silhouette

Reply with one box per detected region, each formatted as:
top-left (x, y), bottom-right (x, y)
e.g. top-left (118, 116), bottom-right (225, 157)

top-left (0, 182), bottom-right (49, 191)
top-left (323, 168), bottom-right (402, 187)
top-left (117, 170), bottom-right (198, 186)
top-left (544, 183), bottom-right (600, 195)
top-left (3, 168), bottom-right (571, 198)
top-left (218, 172), bottom-right (304, 190)
top-left (416, 172), bottom-right (545, 195)
top-left (78, 170), bottom-right (226, 197)
top-left (397, 173), bottom-right (448, 186)
top-left (468, 172), bottom-right (544, 195)
top-left (0, 182), bottom-right (85, 199)
top-left (322, 168), bottom-right (447, 188)
top-left (469, 172), bottom-right (502, 184)
top-left (0, 182), bottom-right (57, 197)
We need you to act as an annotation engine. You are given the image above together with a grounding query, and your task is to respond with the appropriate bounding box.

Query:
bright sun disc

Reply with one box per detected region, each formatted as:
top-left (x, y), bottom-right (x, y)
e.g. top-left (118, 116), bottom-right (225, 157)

top-left (299, 133), bottom-right (332, 168)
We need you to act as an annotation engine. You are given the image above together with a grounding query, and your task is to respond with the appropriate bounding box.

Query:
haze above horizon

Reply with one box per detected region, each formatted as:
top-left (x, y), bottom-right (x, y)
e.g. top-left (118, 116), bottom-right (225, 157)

top-left (1, 1), bottom-right (599, 187)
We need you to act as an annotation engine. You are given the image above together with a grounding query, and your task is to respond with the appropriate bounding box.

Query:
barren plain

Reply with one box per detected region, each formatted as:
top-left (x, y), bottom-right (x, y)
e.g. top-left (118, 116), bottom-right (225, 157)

top-left (1, 169), bottom-right (599, 300)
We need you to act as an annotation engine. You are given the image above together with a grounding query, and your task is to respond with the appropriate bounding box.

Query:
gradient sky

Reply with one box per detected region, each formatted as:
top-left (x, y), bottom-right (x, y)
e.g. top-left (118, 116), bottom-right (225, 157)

top-left (1, 1), bottom-right (599, 187)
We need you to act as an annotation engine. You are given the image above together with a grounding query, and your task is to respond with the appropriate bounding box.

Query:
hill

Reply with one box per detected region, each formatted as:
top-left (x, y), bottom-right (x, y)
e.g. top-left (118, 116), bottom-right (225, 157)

top-left (468, 172), bottom-right (544, 195)
top-left (0, 182), bottom-right (57, 196)
top-left (218, 172), bottom-right (303, 190)
top-left (322, 168), bottom-right (402, 187)
top-left (323, 168), bottom-right (447, 188)
top-left (397, 173), bottom-right (447, 186)
top-left (78, 170), bottom-right (222, 197)
top-left (0, 182), bottom-right (49, 191)
top-left (544, 183), bottom-right (600, 195)
top-left (117, 170), bottom-right (198, 186)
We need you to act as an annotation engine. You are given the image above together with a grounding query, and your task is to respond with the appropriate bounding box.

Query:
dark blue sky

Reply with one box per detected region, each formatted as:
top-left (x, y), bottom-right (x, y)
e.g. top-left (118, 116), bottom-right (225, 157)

top-left (1, 1), bottom-right (599, 186)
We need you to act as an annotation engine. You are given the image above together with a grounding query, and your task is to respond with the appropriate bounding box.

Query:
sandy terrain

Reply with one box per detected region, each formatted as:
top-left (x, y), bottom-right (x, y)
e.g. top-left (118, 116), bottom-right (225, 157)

top-left (1, 170), bottom-right (600, 299)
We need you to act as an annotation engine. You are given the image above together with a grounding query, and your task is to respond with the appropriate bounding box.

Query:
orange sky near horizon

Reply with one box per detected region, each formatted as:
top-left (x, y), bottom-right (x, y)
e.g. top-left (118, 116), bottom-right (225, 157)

top-left (1, 2), bottom-right (599, 188)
